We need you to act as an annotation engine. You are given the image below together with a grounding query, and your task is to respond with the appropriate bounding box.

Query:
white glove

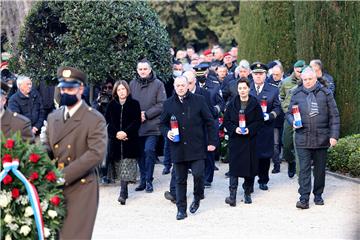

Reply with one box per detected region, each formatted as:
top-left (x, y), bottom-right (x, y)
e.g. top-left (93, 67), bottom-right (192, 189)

top-left (40, 120), bottom-right (48, 144)
top-left (263, 113), bottom-right (269, 121)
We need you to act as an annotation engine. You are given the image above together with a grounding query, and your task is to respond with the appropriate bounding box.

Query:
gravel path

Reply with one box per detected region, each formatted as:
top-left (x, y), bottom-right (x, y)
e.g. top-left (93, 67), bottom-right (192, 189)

top-left (93, 161), bottom-right (359, 239)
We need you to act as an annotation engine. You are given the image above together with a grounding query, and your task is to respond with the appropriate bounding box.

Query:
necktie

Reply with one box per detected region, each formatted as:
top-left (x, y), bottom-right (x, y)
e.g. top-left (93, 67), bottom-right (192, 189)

top-left (256, 85), bottom-right (261, 95)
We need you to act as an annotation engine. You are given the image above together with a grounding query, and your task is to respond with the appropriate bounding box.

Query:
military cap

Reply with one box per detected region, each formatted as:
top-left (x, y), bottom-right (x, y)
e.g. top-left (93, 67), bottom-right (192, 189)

top-left (193, 62), bottom-right (210, 76)
top-left (57, 66), bottom-right (87, 88)
top-left (223, 52), bottom-right (231, 58)
top-left (293, 60), bottom-right (305, 68)
top-left (250, 62), bottom-right (268, 73)
top-left (203, 49), bottom-right (212, 56)
top-left (0, 81), bottom-right (10, 96)
top-left (266, 61), bottom-right (278, 70)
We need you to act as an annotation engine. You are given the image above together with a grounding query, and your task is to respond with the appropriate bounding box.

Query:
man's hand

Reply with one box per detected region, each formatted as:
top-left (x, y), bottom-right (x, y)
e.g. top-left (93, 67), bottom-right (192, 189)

top-left (141, 111), bottom-right (146, 123)
top-left (330, 138), bottom-right (337, 147)
top-left (167, 130), bottom-right (175, 141)
top-left (116, 131), bottom-right (127, 140)
top-left (40, 121), bottom-right (48, 144)
top-left (207, 145), bottom-right (216, 151)
top-left (235, 127), bottom-right (249, 135)
top-left (32, 126), bottom-right (38, 134)
top-left (292, 121), bottom-right (302, 129)
top-left (263, 113), bottom-right (270, 121)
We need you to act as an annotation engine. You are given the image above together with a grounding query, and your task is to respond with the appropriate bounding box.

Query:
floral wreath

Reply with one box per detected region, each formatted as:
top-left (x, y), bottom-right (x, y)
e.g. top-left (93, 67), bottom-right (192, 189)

top-left (1, 133), bottom-right (66, 240)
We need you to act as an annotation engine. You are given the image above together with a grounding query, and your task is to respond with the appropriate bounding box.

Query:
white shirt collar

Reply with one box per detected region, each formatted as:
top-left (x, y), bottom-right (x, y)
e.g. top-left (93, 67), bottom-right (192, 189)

top-left (64, 100), bottom-right (83, 119)
top-left (0, 109), bottom-right (5, 119)
top-left (255, 83), bottom-right (265, 93)
top-left (190, 86), bottom-right (196, 94)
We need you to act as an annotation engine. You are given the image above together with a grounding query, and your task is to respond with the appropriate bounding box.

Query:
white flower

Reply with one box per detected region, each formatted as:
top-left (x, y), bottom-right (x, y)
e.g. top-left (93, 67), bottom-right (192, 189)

top-left (4, 214), bottom-right (13, 223)
top-left (47, 210), bottom-right (58, 219)
top-left (6, 223), bottom-right (19, 231)
top-left (16, 195), bottom-right (29, 206)
top-left (0, 191), bottom-right (12, 208)
top-left (5, 234), bottom-right (11, 240)
top-left (41, 200), bottom-right (49, 212)
top-left (44, 227), bottom-right (51, 238)
top-left (19, 225), bottom-right (31, 236)
top-left (24, 206), bottom-right (33, 217)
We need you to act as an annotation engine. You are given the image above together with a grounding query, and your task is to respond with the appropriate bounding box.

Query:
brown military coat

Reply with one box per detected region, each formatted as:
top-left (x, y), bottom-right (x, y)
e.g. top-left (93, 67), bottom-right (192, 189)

top-left (1, 110), bottom-right (34, 142)
top-left (45, 102), bottom-right (107, 239)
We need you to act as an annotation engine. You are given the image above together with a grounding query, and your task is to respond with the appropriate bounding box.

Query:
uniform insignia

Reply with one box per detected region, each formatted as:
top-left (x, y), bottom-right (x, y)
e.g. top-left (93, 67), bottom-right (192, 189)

top-left (58, 162), bottom-right (64, 170)
top-left (62, 69), bottom-right (71, 78)
top-left (257, 64), bottom-right (260, 67)
top-left (13, 112), bottom-right (18, 117)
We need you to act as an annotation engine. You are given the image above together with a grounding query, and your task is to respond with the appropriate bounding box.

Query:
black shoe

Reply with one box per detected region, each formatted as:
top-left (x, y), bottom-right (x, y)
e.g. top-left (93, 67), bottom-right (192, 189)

top-left (296, 200), bottom-right (309, 209)
top-left (200, 194), bottom-right (205, 200)
top-left (204, 181), bottom-right (212, 188)
top-left (271, 168), bottom-right (280, 174)
top-left (117, 196), bottom-right (126, 205)
top-left (176, 211), bottom-right (187, 220)
top-left (135, 183), bottom-right (146, 191)
top-left (162, 167), bottom-right (171, 175)
top-left (214, 165), bottom-right (219, 171)
top-left (145, 182), bottom-right (153, 193)
top-left (189, 200), bottom-right (200, 214)
top-left (244, 194), bottom-right (252, 204)
top-left (314, 195), bottom-right (324, 205)
top-left (225, 196), bottom-right (236, 207)
top-left (259, 183), bottom-right (268, 191)
top-left (288, 162), bottom-right (296, 178)
top-left (164, 191), bottom-right (176, 203)
top-left (225, 171), bottom-right (230, 178)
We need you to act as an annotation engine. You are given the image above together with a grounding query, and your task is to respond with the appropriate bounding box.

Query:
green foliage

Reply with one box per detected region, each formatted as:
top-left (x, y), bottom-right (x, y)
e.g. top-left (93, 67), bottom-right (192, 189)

top-left (328, 134), bottom-right (360, 177)
top-left (9, 1), bottom-right (172, 85)
top-left (149, 1), bottom-right (239, 50)
top-left (237, 2), bottom-right (296, 68)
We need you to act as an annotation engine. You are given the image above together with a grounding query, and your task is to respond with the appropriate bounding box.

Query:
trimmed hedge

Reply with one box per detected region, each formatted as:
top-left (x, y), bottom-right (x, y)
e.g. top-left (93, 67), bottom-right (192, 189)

top-left (9, 1), bottom-right (172, 85)
top-left (328, 134), bottom-right (360, 177)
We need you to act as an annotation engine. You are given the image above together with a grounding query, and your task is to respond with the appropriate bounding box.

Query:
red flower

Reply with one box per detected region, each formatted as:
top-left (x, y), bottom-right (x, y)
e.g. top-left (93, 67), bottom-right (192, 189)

top-left (29, 153), bottom-right (40, 163)
top-left (219, 130), bottom-right (225, 139)
top-left (3, 175), bottom-right (13, 185)
top-left (50, 196), bottom-right (61, 206)
top-left (30, 172), bottom-right (39, 181)
top-left (45, 171), bottom-right (57, 182)
top-left (4, 139), bottom-right (15, 149)
top-left (2, 154), bottom-right (12, 163)
top-left (12, 188), bottom-right (20, 199)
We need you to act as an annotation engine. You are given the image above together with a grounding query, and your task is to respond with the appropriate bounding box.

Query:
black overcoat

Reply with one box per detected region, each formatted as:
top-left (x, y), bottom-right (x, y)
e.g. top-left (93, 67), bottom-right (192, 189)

top-left (105, 96), bottom-right (141, 159)
top-left (250, 83), bottom-right (281, 159)
top-left (224, 95), bottom-right (264, 177)
top-left (160, 92), bottom-right (217, 163)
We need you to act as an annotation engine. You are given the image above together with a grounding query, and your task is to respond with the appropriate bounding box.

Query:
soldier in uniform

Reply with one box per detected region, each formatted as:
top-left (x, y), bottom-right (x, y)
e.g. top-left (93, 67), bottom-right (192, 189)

top-left (0, 81), bottom-right (34, 142)
top-left (43, 67), bottom-right (107, 239)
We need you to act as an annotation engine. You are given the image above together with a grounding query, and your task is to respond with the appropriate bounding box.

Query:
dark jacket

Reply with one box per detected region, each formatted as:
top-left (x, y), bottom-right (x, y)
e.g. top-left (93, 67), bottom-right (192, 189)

top-left (194, 86), bottom-right (217, 119)
top-left (8, 89), bottom-right (45, 130)
top-left (286, 82), bottom-right (340, 149)
top-left (160, 92), bottom-right (217, 163)
top-left (105, 96), bottom-right (141, 159)
top-left (250, 82), bottom-right (282, 159)
top-left (198, 77), bottom-right (225, 117)
top-left (130, 72), bottom-right (166, 136)
top-left (224, 95), bottom-right (264, 177)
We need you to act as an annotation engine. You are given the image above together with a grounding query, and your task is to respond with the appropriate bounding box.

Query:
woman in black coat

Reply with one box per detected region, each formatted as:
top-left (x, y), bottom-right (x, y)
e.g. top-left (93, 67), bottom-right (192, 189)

top-left (105, 80), bottom-right (141, 205)
top-left (224, 78), bottom-right (263, 206)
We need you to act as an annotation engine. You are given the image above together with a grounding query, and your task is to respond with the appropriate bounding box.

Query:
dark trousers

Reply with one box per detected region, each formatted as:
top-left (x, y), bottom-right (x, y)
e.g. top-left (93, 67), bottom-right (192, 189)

top-left (282, 121), bottom-right (295, 164)
top-left (204, 151), bottom-right (215, 183)
top-left (229, 176), bottom-right (254, 194)
top-left (297, 148), bottom-right (327, 201)
top-left (169, 167), bottom-right (176, 197)
top-left (138, 136), bottom-right (159, 183)
top-left (174, 159), bottom-right (205, 212)
top-left (272, 127), bottom-right (283, 167)
top-left (258, 158), bottom-right (271, 184)
top-left (163, 137), bottom-right (172, 169)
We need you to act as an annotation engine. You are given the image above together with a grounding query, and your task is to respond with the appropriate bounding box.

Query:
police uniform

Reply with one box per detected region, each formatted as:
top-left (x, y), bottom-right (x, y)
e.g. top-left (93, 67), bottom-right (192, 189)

top-left (0, 81), bottom-right (34, 142)
top-left (45, 67), bottom-right (107, 239)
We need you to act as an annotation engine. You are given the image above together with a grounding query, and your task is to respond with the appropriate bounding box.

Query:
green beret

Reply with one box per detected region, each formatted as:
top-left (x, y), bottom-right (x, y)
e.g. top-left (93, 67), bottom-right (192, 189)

top-left (293, 60), bottom-right (306, 68)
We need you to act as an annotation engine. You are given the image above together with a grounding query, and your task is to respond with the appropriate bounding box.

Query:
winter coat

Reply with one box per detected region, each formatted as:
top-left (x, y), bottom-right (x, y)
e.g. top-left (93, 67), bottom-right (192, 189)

top-left (8, 89), bottom-right (45, 130)
top-left (130, 72), bottom-right (166, 136)
top-left (105, 96), bottom-right (141, 159)
top-left (160, 92), bottom-right (217, 163)
top-left (279, 73), bottom-right (301, 113)
top-left (250, 82), bottom-right (282, 159)
top-left (224, 95), bottom-right (264, 177)
top-left (286, 82), bottom-right (340, 149)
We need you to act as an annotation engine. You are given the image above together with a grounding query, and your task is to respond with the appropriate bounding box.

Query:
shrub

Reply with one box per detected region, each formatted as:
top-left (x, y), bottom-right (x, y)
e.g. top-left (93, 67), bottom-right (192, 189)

top-left (328, 134), bottom-right (360, 177)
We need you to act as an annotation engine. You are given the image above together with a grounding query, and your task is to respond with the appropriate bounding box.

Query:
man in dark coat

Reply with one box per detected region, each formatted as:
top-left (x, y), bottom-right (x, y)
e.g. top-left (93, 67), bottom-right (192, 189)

top-left (8, 75), bottom-right (45, 135)
top-left (0, 81), bottom-right (34, 142)
top-left (286, 67), bottom-right (340, 209)
top-left (250, 62), bottom-right (282, 191)
top-left (160, 76), bottom-right (217, 220)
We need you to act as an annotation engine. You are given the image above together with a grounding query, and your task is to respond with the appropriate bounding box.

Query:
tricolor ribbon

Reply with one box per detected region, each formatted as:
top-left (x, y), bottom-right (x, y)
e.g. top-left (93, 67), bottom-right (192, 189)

top-left (0, 159), bottom-right (45, 240)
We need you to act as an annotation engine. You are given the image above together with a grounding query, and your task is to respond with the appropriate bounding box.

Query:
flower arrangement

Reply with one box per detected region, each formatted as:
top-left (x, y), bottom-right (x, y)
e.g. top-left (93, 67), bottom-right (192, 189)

top-left (218, 115), bottom-right (229, 163)
top-left (1, 133), bottom-right (66, 240)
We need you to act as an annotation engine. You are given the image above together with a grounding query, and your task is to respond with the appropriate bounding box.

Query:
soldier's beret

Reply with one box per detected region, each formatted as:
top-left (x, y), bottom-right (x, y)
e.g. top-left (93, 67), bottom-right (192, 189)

top-left (57, 66), bottom-right (87, 88)
top-left (223, 52), bottom-right (231, 58)
top-left (203, 49), bottom-right (212, 56)
top-left (293, 60), bottom-right (306, 68)
top-left (0, 81), bottom-right (9, 96)
top-left (250, 62), bottom-right (268, 73)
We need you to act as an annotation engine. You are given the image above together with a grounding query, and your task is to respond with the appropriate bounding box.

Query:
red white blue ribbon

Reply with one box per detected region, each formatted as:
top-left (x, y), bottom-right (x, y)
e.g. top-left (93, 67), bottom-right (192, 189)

top-left (0, 160), bottom-right (45, 240)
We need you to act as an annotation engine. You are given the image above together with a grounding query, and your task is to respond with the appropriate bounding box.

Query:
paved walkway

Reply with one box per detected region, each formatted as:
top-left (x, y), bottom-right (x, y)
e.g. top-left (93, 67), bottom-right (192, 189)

top-left (93, 162), bottom-right (359, 239)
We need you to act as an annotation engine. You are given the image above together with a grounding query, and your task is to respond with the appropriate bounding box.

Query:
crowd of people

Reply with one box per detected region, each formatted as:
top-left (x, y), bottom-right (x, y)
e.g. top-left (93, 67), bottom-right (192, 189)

top-left (0, 43), bottom-right (340, 237)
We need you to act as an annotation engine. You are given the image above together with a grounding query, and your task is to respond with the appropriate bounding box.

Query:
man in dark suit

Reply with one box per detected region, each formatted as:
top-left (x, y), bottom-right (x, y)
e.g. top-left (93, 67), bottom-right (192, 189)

top-left (160, 76), bottom-right (217, 220)
top-left (250, 62), bottom-right (282, 191)
top-left (43, 66), bottom-right (107, 239)
top-left (0, 81), bottom-right (34, 142)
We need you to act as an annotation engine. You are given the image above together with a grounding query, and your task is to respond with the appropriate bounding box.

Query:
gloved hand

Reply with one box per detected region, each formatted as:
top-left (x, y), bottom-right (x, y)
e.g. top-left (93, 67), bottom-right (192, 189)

top-left (263, 113), bottom-right (270, 121)
top-left (40, 120), bottom-right (48, 144)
